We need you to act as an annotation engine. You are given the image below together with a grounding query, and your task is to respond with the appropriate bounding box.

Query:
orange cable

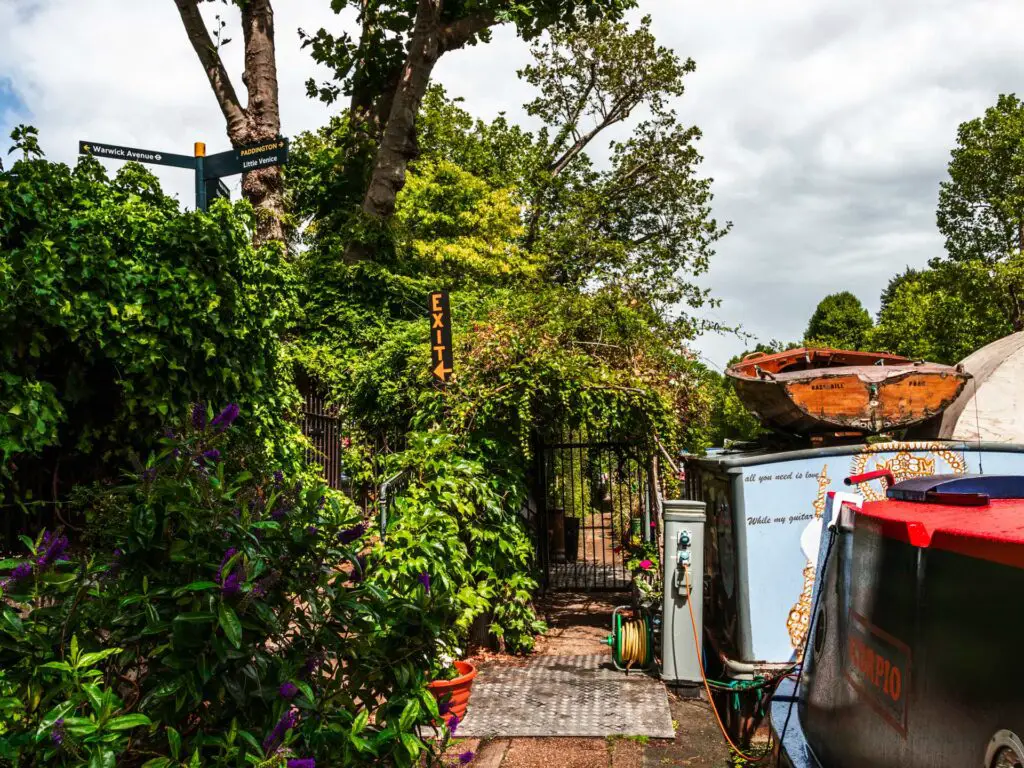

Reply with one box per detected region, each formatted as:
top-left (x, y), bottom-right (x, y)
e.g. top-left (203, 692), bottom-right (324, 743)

top-left (684, 567), bottom-right (773, 763)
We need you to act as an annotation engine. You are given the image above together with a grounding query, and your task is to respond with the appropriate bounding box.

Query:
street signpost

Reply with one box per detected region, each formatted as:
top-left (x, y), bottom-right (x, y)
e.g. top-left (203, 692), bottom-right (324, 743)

top-left (204, 138), bottom-right (289, 178)
top-left (78, 136), bottom-right (289, 212)
top-left (78, 141), bottom-right (195, 169)
top-left (429, 291), bottom-right (454, 387)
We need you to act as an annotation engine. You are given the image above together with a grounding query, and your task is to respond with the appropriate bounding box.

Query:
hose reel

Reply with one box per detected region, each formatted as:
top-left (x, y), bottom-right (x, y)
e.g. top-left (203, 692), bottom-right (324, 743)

top-left (604, 606), bottom-right (654, 672)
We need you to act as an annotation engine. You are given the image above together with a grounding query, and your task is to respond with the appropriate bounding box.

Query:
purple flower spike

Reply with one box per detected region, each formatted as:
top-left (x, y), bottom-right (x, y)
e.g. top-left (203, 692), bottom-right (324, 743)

top-left (447, 713), bottom-right (460, 735)
top-left (271, 506), bottom-right (290, 521)
top-left (287, 760), bottom-right (315, 768)
top-left (337, 522), bottom-right (366, 545)
top-left (279, 681), bottom-right (298, 699)
top-left (305, 525), bottom-right (318, 537)
top-left (417, 571), bottom-right (430, 593)
top-left (459, 751), bottom-right (475, 764)
top-left (51, 718), bottom-right (65, 746)
top-left (220, 571), bottom-right (242, 596)
top-left (191, 402), bottom-right (207, 429)
top-left (211, 403), bottom-right (240, 430)
top-left (141, 467), bottom-right (157, 481)
top-left (273, 470), bottom-right (284, 486)
top-left (202, 449), bottom-right (221, 462)
top-left (7, 562), bottom-right (33, 586)
top-left (37, 532), bottom-right (69, 569)
top-left (437, 698), bottom-right (451, 716)
top-left (263, 709), bottom-right (299, 752)
top-left (303, 653), bottom-right (324, 677)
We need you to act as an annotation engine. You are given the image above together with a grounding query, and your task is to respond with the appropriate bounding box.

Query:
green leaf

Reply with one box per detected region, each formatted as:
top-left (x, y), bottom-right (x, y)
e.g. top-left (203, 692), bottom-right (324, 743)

top-left (106, 714), bottom-right (153, 731)
top-left (400, 732), bottom-right (422, 759)
top-left (236, 729), bottom-right (262, 752)
top-left (218, 604), bottom-right (242, 649)
top-left (296, 681), bottom-right (315, 704)
top-left (351, 708), bottom-right (369, 735)
top-left (167, 726), bottom-right (181, 760)
top-left (39, 661), bottom-right (73, 673)
top-left (173, 612), bottom-right (215, 623)
top-left (83, 683), bottom-right (106, 716)
top-left (172, 580), bottom-right (218, 596)
top-left (78, 648), bottom-right (122, 668)
top-left (398, 698), bottom-right (420, 732)
top-left (142, 760), bottom-right (173, 768)
top-left (36, 700), bottom-right (75, 737)
top-left (1, 608), bottom-right (23, 634)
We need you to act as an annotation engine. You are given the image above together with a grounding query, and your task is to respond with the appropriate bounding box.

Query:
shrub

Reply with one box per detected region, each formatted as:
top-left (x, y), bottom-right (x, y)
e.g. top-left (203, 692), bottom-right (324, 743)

top-left (0, 408), bottom-right (460, 767)
top-left (377, 432), bottom-right (547, 654)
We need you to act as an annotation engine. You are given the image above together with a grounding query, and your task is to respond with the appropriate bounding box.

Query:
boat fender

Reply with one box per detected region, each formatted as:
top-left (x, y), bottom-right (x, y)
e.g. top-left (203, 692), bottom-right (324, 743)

top-left (825, 492), bottom-right (862, 534)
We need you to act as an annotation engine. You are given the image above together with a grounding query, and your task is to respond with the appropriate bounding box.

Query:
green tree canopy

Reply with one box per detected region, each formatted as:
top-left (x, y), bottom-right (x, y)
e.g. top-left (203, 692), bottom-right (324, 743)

top-left (868, 261), bottom-right (1012, 363)
top-left (804, 291), bottom-right (873, 349)
top-left (936, 92), bottom-right (1024, 329)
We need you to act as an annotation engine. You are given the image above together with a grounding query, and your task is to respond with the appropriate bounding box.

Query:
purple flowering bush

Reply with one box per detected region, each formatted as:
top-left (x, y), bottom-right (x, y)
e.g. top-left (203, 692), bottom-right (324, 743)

top-left (0, 409), bottom-right (451, 767)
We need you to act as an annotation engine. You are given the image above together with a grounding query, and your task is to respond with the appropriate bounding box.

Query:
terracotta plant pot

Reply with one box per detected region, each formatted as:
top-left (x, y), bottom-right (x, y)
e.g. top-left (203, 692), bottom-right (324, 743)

top-left (426, 660), bottom-right (478, 720)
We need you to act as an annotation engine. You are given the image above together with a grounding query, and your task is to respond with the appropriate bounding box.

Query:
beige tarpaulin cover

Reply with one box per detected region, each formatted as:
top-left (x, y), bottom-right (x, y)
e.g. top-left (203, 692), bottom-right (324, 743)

top-left (925, 332), bottom-right (1024, 442)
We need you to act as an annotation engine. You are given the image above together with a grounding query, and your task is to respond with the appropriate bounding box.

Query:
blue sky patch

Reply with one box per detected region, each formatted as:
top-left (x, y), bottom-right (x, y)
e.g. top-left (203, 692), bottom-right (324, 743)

top-left (0, 78), bottom-right (29, 158)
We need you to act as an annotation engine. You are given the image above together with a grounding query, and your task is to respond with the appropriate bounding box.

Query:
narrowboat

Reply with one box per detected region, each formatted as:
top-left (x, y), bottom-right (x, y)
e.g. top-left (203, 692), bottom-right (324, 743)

top-left (726, 348), bottom-right (970, 435)
top-left (770, 473), bottom-right (1024, 767)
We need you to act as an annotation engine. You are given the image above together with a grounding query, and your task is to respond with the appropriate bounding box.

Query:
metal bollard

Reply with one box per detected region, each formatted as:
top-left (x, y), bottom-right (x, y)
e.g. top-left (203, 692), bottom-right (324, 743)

top-left (661, 499), bottom-right (706, 691)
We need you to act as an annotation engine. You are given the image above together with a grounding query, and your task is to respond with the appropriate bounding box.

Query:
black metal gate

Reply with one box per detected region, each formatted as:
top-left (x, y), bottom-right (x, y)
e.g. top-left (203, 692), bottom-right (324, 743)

top-left (300, 387), bottom-right (349, 492)
top-left (536, 428), bottom-right (653, 592)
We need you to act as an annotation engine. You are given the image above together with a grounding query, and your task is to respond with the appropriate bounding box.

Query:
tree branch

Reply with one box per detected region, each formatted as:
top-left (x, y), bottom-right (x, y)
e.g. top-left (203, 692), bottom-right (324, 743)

top-left (172, 0), bottom-right (247, 140)
top-left (438, 11), bottom-right (496, 53)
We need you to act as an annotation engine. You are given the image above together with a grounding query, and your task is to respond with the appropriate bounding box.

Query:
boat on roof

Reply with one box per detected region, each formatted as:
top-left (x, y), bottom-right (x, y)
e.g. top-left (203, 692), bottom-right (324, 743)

top-left (726, 347), bottom-right (970, 435)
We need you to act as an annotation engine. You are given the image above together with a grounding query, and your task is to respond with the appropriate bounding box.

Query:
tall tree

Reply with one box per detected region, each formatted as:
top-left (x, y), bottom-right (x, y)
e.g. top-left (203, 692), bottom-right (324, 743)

top-left (517, 15), bottom-right (727, 309)
top-left (936, 93), bottom-right (1024, 329)
top-left (172, 0), bottom-right (285, 245)
top-left (869, 261), bottom-right (1013, 363)
top-left (301, 0), bottom-right (633, 261)
top-left (804, 291), bottom-right (873, 350)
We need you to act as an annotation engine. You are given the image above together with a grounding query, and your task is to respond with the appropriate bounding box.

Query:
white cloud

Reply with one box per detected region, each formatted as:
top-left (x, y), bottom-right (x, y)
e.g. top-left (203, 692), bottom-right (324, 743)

top-left (4, 0), bottom-right (1024, 371)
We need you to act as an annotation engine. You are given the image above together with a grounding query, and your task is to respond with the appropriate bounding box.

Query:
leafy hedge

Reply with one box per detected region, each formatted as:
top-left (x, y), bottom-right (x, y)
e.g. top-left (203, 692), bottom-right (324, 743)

top-left (1, 140), bottom-right (300, 496)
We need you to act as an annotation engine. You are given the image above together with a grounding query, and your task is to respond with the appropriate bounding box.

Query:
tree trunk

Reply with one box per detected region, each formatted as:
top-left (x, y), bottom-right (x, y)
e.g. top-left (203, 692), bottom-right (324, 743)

top-left (173, 0), bottom-right (284, 246)
top-left (360, 0), bottom-right (443, 221)
top-left (239, 0), bottom-right (285, 245)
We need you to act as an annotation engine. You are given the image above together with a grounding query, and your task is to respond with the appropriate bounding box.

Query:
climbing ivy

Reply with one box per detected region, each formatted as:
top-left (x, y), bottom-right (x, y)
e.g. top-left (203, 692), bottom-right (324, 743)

top-left (0, 133), bottom-right (302, 494)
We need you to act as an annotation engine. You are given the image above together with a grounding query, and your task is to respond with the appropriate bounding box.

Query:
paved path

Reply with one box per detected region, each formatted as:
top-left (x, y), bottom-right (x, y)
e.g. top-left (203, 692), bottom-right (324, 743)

top-left (449, 592), bottom-right (735, 767)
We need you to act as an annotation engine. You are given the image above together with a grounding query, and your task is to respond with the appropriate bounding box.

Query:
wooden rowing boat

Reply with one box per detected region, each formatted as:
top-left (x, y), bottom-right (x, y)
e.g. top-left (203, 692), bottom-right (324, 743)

top-left (726, 347), bottom-right (970, 435)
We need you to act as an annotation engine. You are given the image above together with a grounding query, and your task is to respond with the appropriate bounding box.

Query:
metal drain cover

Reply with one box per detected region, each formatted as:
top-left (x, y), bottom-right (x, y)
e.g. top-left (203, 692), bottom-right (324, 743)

top-left (457, 654), bottom-right (675, 739)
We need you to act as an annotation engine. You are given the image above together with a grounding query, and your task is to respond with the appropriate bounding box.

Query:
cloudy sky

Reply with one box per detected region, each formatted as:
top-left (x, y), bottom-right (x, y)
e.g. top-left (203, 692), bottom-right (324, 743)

top-left (3, 0), bottom-right (1023, 370)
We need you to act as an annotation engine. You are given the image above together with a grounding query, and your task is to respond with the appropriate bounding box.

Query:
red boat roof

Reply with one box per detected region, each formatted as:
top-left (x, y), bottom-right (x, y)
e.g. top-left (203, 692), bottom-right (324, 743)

top-left (859, 497), bottom-right (1024, 570)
